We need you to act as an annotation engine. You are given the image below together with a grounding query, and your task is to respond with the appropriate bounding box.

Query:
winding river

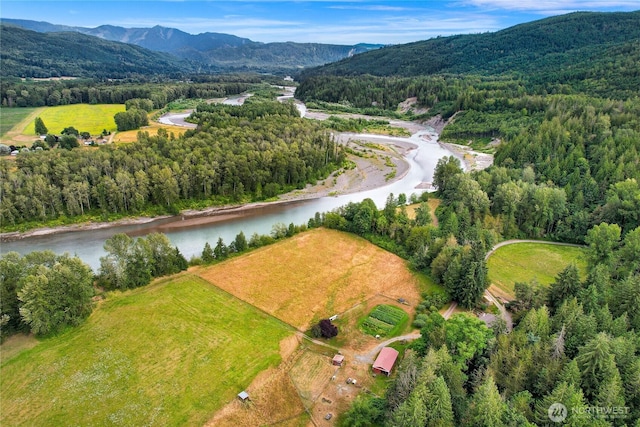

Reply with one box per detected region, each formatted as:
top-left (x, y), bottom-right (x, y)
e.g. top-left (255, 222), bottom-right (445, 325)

top-left (1, 98), bottom-right (459, 271)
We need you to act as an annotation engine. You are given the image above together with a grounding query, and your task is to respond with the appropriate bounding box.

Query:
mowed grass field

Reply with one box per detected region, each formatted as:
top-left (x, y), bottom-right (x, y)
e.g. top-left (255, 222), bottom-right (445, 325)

top-left (487, 242), bottom-right (587, 297)
top-left (0, 274), bottom-right (292, 427)
top-left (0, 107), bottom-right (38, 138)
top-left (197, 228), bottom-right (424, 331)
top-left (23, 104), bottom-right (125, 135)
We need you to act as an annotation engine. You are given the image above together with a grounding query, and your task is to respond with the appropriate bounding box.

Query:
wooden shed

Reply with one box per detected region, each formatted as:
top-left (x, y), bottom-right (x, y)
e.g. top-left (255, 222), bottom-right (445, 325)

top-left (238, 391), bottom-right (250, 401)
top-left (332, 354), bottom-right (345, 366)
top-left (372, 347), bottom-right (399, 376)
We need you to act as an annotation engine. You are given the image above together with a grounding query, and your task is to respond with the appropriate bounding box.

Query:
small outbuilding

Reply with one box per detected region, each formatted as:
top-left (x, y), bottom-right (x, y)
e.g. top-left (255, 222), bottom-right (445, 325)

top-left (332, 354), bottom-right (345, 366)
top-left (372, 347), bottom-right (399, 376)
top-left (237, 391), bottom-right (250, 401)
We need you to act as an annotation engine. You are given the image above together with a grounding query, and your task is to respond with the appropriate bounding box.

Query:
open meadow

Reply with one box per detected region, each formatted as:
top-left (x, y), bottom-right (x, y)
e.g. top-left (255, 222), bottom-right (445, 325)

top-left (487, 242), bottom-right (587, 297)
top-left (22, 104), bottom-right (125, 136)
top-left (113, 121), bottom-right (190, 143)
top-left (0, 107), bottom-right (39, 139)
top-left (0, 274), bottom-right (292, 426)
top-left (196, 228), bottom-right (424, 331)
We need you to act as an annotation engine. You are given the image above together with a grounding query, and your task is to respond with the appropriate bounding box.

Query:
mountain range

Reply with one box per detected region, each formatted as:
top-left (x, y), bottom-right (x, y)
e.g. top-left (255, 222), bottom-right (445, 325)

top-left (0, 18), bottom-right (383, 75)
top-left (2, 11), bottom-right (639, 82)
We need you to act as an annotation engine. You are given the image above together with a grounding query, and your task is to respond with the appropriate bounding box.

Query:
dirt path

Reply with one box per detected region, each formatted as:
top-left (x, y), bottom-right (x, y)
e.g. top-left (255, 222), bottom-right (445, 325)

top-left (485, 239), bottom-right (585, 260)
top-left (442, 301), bottom-right (458, 320)
top-left (354, 332), bottom-right (421, 364)
top-left (2, 107), bottom-right (46, 145)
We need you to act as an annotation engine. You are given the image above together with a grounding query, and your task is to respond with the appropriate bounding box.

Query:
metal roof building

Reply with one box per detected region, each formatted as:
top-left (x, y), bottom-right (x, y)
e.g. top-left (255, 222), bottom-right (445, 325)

top-left (372, 347), bottom-right (399, 376)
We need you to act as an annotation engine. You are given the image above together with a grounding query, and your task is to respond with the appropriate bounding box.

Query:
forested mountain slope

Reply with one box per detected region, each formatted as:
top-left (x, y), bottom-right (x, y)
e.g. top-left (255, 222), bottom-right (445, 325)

top-left (1, 18), bottom-right (382, 74)
top-left (0, 25), bottom-right (191, 78)
top-left (300, 11), bottom-right (640, 79)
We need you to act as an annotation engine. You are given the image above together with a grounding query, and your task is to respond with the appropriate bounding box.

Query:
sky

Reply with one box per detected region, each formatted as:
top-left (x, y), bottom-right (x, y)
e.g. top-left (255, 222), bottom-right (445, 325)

top-left (1, 0), bottom-right (639, 45)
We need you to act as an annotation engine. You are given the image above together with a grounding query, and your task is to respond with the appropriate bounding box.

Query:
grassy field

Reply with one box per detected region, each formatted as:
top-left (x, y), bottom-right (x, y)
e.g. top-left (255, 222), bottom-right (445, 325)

top-left (22, 104), bottom-right (125, 135)
top-left (197, 228), bottom-right (424, 331)
top-left (113, 120), bottom-right (190, 143)
top-left (0, 274), bottom-right (293, 426)
top-left (405, 198), bottom-right (441, 225)
top-left (487, 242), bottom-right (587, 297)
top-left (0, 107), bottom-right (38, 138)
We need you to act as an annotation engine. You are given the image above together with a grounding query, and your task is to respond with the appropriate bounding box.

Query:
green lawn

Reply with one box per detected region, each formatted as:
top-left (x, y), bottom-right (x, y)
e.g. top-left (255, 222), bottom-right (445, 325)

top-left (23, 104), bottom-right (125, 135)
top-left (487, 243), bottom-right (587, 296)
top-left (0, 107), bottom-right (37, 137)
top-left (0, 274), bottom-right (293, 426)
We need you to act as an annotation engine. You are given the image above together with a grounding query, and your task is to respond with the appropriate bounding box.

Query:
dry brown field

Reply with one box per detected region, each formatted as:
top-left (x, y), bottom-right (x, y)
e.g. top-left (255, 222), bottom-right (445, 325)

top-left (112, 122), bottom-right (189, 143)
top-left (196, 228), bottom-right (422, 331)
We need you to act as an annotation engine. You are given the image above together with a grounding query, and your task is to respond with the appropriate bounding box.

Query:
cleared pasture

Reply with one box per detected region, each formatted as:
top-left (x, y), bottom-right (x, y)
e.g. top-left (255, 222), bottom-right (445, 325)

top-left (196, 228), bottom-right (423, 331)
top-left (22, 104), bottom-right (124, 135)
top-left (0, 107), bottom-right (38, 138)
top-left (113, 120), bottom-right (189, 143)
top-left (487, 242), bottom-right (587, 297)
top-left (0, 274), bottom-right (292, 426)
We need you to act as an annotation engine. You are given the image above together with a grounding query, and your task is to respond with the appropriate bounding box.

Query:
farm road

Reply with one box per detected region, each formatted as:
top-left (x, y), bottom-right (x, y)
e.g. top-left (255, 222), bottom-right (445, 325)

top-left (485, 239), bottom-right (585, 260)
top-left (354, 332), bottom-right (421, 364)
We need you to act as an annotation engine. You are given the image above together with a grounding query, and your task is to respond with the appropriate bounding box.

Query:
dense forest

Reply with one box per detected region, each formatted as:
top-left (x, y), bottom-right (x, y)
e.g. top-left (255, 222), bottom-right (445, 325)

top-left (0, 24), bottom-right (193, 78)
top-left (300, 11), bottom-right (640, 82)
top-left (0, 99), bottom-right (344, 228)
top-left (0, 74), bottom-right (265, 108)
top-left (289, 13), bottom-right (640, 424)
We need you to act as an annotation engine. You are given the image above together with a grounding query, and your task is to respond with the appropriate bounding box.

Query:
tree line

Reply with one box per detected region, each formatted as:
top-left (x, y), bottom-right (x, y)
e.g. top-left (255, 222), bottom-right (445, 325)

top-left (0, 100), bottom-right (344, 229)
top-left (0, 232), bottom-right (188, 339)
top-left (0, 75), bottom-right (261, 108)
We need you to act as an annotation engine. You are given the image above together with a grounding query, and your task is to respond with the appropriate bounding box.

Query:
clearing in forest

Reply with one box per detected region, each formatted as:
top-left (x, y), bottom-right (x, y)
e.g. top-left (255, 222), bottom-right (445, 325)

top-left (22, 104), bottom-right (125, 136)
top-left (197, 228), bottom-right (423, 331)
top-left (0, 275), bottom-right (292, 427)
top-left (487, 242), bottom-right (587, 297)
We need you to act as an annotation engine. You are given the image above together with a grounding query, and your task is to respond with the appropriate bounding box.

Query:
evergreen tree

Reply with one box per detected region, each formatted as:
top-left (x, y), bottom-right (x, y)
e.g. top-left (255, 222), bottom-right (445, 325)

top-left (202, 242), bottom-right (215, 263)
top-left (34, 117), bottom-right (48, 135)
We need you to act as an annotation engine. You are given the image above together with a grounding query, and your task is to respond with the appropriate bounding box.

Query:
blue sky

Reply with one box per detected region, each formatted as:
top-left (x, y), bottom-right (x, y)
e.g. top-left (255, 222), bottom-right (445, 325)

top-left (1, 0), bottom-right (639, 44)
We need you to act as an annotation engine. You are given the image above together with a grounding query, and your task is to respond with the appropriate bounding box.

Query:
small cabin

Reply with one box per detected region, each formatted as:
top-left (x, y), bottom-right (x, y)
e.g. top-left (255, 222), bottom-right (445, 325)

top-left (332, 354), bottom-right (345, 366)
top-left (237, 391), bottom-right (250, 401)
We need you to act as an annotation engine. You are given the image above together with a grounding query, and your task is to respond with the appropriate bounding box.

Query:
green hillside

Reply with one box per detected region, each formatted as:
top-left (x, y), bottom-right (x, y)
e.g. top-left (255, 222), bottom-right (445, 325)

top-left (300, 11), bottom-right (640, 81)
top-left (0, 24), bottom-right (191, 78)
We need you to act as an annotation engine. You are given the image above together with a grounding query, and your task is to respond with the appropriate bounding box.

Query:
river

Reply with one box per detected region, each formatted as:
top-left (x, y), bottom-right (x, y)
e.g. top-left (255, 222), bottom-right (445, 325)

top-left (1, 99), bottom-right (458, 271)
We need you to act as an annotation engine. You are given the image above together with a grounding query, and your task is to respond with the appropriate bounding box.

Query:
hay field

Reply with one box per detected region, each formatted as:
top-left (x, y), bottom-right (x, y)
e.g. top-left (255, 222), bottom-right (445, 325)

top-left (487, 242), bottom-right (587, 297)
top-left (0, 275), bottom-right (292, 427)
top-left (197, 228), bottom-right (422, 331)
top-left (22, 104), bottom-right (125, 135)
top-left (113, 121), bottom-right (189, 143)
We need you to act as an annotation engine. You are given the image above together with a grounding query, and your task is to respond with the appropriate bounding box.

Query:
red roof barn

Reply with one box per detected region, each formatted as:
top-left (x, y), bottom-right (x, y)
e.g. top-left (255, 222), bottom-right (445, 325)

top-left (372, 347), bottom-right (399, 376)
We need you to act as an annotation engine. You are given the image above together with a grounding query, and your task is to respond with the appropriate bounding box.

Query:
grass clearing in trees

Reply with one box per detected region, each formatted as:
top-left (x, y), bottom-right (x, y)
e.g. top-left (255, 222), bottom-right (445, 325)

top-left (22, 104), bottom-right (125, 136)
top-left (0, 274), bottom-right (293, 426)
top-left (487, 242), bottom-right (587, 298)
